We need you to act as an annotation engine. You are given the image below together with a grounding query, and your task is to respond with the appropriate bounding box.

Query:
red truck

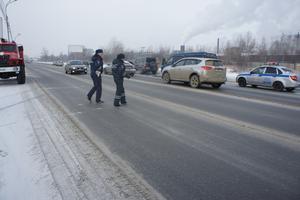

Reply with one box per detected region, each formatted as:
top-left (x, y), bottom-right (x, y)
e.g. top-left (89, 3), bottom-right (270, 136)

top-left (0, 38), bottom-right (25, 84)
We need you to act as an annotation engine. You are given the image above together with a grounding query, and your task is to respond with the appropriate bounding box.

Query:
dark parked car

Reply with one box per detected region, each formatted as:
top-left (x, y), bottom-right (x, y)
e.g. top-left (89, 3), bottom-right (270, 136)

top-left (135, 57), bottom-right (158, 74)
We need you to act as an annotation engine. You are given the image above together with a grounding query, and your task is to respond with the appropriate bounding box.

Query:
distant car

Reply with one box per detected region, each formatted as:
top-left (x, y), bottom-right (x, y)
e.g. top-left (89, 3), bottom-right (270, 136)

top-left (134, 57), bottom-right (158, 74)
top-left (162, 57), bottom-right (226, 88)
top-left (103, 60), bottom-right (136, 77)
top-left (142, 57), bottom-right (158, 74)
top-left (65, 60), bottom-right (87, 74)
top-left (236, 65), bottom-right (299, 92)
top-left (103, 63), bottom-right (112, 74)
top-left (53, 60), bottom-right (64, 66)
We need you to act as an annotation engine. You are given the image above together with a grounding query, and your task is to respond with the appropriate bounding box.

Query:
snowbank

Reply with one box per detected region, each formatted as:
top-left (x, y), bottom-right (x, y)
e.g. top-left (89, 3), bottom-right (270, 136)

top-left (0, 84), bottom-right (61, 200)
top-left (226, 71), bottom-right (238, 82)
top-left (36, 61), bottom-right (53, 65)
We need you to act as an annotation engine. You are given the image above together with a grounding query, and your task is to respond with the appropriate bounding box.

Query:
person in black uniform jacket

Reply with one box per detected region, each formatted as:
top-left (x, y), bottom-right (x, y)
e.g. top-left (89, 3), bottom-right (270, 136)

top-left (87, 49), bottom-right (104, 103)
top-left (112, 53), bottom-right (126, 107)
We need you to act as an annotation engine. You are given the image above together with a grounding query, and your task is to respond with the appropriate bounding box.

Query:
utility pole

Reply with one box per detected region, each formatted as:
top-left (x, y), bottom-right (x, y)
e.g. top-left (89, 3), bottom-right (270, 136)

top-left (296, 32), bottom-right (300, 54)
top-left (5, 0), bottom-right (18, 41)
top-left (0, 0), bottom-right (17, 41)
top-left (0, 0), bottom-right (5, 39)
top-left (0, 17), bottom-right (3, 38)
top-left (217, 38), bottom-right (220, 54)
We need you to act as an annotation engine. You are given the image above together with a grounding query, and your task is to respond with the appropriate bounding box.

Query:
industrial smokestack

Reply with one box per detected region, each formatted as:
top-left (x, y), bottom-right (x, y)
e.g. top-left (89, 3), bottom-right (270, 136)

top-left (180, 45), bottom-right (185, 52)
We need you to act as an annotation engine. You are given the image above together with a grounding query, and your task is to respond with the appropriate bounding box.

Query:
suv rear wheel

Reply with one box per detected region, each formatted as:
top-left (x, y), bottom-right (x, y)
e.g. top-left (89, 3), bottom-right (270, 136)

top-left (190, 74), bottom-right (200, 88)
top-left (162, 72), bottom-right (171, 84)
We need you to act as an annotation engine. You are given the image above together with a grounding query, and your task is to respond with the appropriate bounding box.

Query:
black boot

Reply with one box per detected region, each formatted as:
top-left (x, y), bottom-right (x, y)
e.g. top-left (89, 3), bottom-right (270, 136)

top-left (121, 96), bottom-right (127, 105)
top-left (114, 99), bottom-right (120, 107)
top-left (87, 95), bottom-right (92, 103)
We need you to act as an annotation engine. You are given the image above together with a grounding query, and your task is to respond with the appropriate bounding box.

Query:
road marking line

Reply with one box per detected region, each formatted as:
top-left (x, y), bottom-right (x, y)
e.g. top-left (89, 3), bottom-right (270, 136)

top-left (43, 66), bottom-right (300, 109)
top-left (31, 66), bottom-right (300, 151)
top-left (34, 66), bottom-right (300, 112)
top-left (37, 65), bottom-right (300, 106)
top-left (130, 90), bottom-right (300, 147)
top-left (125, 78), bottom-right (300, 111)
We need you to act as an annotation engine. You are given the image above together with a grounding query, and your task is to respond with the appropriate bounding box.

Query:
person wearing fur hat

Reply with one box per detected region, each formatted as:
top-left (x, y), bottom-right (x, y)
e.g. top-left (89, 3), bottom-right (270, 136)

top-left (112, 53), bottom-right (127, 107)
top-left (87, 49), bottom-right (104, 103)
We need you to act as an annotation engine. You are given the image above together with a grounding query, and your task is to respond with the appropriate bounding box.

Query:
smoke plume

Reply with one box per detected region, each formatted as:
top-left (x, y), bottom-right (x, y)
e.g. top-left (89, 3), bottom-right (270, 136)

top-left (183, 0), bottom-right (300, 44)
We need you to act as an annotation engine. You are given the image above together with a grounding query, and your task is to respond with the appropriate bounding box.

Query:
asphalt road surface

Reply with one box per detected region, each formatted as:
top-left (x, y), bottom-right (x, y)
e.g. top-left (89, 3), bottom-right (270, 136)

top-left (27, 63), bottom-right (300, 200)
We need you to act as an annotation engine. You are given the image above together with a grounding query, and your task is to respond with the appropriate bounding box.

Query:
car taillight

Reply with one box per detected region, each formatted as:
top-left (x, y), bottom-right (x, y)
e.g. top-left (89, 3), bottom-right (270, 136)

top-left (290, 75), bottom-right (297, 81)
top-left (201, 66), bottom-right (213, 70)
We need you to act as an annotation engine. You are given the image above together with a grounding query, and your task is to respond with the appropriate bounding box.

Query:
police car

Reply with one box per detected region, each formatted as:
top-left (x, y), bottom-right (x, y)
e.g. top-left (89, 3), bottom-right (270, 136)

top-left (236, 65), bottom-right (299, 92)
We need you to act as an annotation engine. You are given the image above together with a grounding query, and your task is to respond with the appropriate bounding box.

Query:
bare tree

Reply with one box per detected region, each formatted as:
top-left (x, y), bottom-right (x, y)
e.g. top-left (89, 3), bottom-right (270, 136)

top-left (104, 38), bottom-right (125, 62)
top-left (40, 48), bottom-right (50, 61)
top-left (244, 32), bottom-right (256, 54)
top-left (257, 37), bottom-right (268, 62)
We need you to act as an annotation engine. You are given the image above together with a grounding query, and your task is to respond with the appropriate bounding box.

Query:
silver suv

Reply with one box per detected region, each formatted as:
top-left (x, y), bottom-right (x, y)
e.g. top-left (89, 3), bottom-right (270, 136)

top-left (161, 57), bottom-right (227, 88)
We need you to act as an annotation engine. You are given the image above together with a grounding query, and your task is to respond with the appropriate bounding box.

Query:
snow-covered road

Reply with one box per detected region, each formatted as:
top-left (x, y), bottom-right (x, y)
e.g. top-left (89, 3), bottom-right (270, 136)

top-left (0, 78), bottom-right (163, 200)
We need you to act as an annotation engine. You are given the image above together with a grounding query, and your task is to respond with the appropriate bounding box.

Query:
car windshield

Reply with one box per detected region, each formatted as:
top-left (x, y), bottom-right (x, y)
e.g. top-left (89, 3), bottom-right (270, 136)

top-left (205, 60), bottom-right (223, 66)
top-left (70, 61), bottom-right (83, 65)
top-left (0, 45), bottom-right (17, 52)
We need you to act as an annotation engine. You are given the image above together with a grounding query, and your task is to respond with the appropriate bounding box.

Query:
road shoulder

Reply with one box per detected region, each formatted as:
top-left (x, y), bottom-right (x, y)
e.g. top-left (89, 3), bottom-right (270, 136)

top-left (0, 79), bottom-right (164, 200)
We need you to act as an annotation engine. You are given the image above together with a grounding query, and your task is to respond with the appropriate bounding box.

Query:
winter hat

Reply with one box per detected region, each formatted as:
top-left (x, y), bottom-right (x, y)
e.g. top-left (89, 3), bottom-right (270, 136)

top-left (95, 49), bottom-right (103, 54)
top-left (117, 53), bottom-right (125, 60)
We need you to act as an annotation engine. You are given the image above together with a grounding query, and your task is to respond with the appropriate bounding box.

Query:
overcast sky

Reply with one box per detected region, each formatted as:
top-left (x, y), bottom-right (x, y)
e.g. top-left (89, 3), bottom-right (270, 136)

top-left (3, 0), bottom-right (300, 57)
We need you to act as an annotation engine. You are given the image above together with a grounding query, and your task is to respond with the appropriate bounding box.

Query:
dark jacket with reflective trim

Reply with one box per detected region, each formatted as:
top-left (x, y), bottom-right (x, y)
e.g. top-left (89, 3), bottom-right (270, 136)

top-left (112, 58), bottom-right (125, 78)
top-left (90, 55), bottom-right (103, 76)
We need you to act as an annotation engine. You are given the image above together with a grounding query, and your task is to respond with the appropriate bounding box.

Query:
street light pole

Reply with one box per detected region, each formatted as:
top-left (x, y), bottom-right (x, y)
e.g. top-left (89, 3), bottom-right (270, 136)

top-left (4, 0), bottom-right (17, 41)
top-left (0, 17), bottom-right (3, 38)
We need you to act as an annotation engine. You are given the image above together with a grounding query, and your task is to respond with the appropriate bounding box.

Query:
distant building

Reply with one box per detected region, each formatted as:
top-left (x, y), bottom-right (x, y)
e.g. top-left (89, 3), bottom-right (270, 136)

top-left (68, 45), bottom-right (84, 60)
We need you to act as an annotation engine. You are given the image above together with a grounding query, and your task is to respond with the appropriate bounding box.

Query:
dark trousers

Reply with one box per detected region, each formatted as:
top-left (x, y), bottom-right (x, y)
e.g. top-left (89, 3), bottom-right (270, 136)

top-left (113, 76), bottom-right (125, 101)
top-left (87, 74), bottom-right (102, 102)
